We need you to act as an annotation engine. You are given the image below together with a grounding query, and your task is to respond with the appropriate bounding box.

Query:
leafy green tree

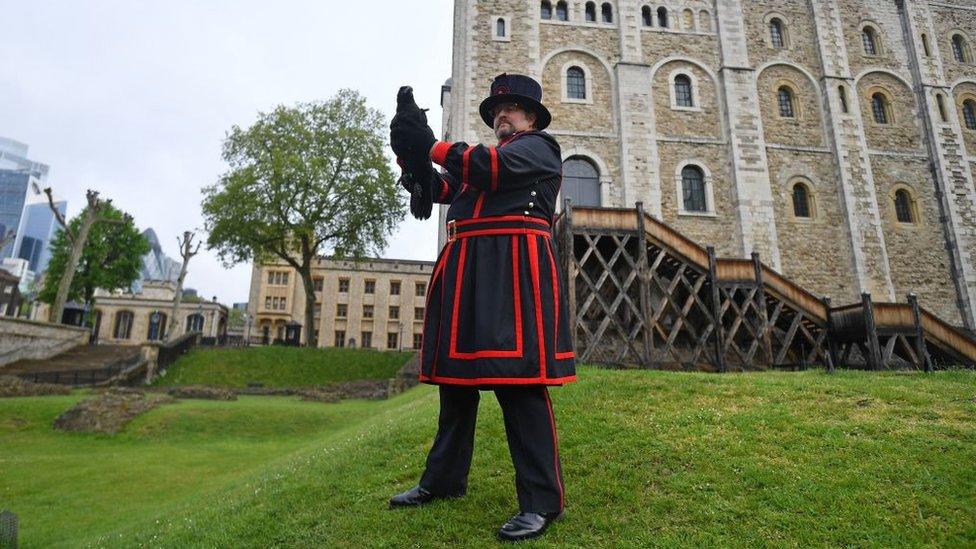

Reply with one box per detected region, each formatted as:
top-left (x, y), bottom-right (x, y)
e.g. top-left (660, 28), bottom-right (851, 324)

top-left (202, 89), bottom-right (403, 347)
top-left (39, 203), bottom-right (149, 324)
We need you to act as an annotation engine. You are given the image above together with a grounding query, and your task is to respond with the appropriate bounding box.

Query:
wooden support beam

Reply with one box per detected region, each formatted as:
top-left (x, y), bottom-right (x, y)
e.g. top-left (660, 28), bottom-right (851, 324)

top-left (862, 292), bottom-right (882, 370)
top-left (907, 293), bottom-right (933, 373)
top-left (822, 296), bottom-right (839, 373)
top-left (635, 203), bottom-right (654, 368)
top-left (707, 246), bottom-right (726, 372)
top-left (752, 252), bottom-right (773, 367)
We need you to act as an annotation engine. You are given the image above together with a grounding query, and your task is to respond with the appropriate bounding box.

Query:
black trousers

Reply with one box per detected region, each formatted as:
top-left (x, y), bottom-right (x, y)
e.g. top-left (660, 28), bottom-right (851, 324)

top-left (419, 384), bottom-right (565, 514)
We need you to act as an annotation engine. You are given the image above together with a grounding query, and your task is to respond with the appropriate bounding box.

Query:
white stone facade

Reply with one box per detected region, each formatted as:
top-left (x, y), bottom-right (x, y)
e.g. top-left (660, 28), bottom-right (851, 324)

top-left (440, 0), bottom-right (976, 327)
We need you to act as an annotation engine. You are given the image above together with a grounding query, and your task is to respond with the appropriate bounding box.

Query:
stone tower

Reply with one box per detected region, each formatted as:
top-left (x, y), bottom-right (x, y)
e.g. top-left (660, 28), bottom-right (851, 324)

top-left (439, 0), bottom-right (976, 327)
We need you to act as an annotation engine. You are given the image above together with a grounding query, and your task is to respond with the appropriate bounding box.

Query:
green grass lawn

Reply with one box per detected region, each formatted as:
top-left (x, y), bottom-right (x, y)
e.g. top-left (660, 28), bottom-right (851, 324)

top-left (150, 346), bottom-right (413, 388)
top-left (1, 368), bottom-right (974, 547)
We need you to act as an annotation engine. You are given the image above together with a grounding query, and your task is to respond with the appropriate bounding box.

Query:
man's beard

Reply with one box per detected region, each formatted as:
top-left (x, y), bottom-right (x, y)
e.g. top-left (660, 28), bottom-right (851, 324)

top-left (495, 123), bottom-right (515, 140)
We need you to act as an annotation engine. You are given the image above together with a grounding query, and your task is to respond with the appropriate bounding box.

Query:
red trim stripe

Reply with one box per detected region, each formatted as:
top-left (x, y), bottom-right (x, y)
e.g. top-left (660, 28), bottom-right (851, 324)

top-left (454, 228), bottom-right (551, 240)
top-left (527, 235), bottom-right (547, 380)
top-left (472, 192), bottom-right (485, 218)
top-left (418, 373), bottom-right (578, 386)
top-left (461, 147), bottom-right (472, 188)
top-left (489, 146), bottom-right (499, 192)
top-left (543, 387), bottom-right (565, 511)
top-left (546, 241), bottom-right (576, 360)
top-left (430, 141), bottom-right (451, 165)
top-left (428, 240), bottom-right (454, 379)
top-left (453, 215), bottom-right (550, 228)
top-left (437, 176), bottom-right (450, 202)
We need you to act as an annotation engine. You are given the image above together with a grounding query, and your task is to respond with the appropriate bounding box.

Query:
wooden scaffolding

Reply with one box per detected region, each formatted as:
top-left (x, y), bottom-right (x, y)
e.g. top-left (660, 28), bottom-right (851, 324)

top-left (555, 203), bottom-right (976, 371)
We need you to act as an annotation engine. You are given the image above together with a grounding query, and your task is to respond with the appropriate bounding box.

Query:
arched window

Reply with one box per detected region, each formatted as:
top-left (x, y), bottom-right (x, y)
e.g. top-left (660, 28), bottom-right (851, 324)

top-left (185, 313), bottom-right (205, 333)
top-left (657, 6), bottom-right (669, 28)
top-left (642, 6), bottom-right (652, 27)
top-left (838, 85), bottom-right (849, 113)
top-left (778, 86), bottom-right (796, 118)
top-left (113, 311), bottom-right (133, 340)
top-left (681, 166), bottom-right (707, 212)
top-left (698, 10), bottom-right (711, 32)
top-left (682, 9), bottom-right (694, 30)
top-left (496, 18), bottom-right (506, 37)
top-left (147, 311), bottom-right (167, 341)
top-left (770, 18), bottom-right (785, 48)
top-left (541, 1), bottom-right (552, 19)
top-left (601, 3), bottom-right (613, 23)
top-left (963, 99), bottom-right (976, 130)
top-left (792, 183), bottom-right (811, 218)
top-left (674, 74), bottom-right (693, 107)
top-left (952, 34), bottom-right (970, 63)
top-left (556, 0), bottom-right (568, 20)
top-left (862, 26), bottom-right (880, 55)
top-left (936, 93), bottom-right (947, 122)
top-left (921, 33), bottom-right (931, 57)
top-left (566, 66), bottom-right (586, 99)
top-left (871, 92), bottom-right (891, 124)
top-left (562, 157), bottom-right (601, 207)
top-left (585, 2), bottom-right (596, 21)
top-left (894, 189), bottom-right (916, 223)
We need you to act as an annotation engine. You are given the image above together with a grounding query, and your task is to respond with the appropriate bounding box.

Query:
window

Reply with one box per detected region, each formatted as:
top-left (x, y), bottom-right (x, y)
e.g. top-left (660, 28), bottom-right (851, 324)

top-left (335, 330), bottom-right (346, 348)
top-left (541, 0), bottom-right (552, 19)
top-left (566, 66), bottom-right (586, 100)
top-left (556, 0), bottom-right (568, 20)
top-left (601, 3), bottom-right (612, 23)
top-left (361, 331), bottom-right (373, 348)
top-left (387, 332), bottom-right (399, 350)
top-left (657, 6), bottom-right (668, 28)
top-left (313, 278), bottom-right (323, 292)
top-left (681, 166), bottom-right (707, 213)
top-left (185, 313), bottom-right (204, 333)
top-left (674, 74), bottom-right (693, 107)
top-left (281, 272), bottom-right (288, 285)
top-left (698, 10), bottom-right (711, 32)
top-left (272, 297), bottom-right (279, 309)
top-left (496, 18), bottom-right (506, 37)
top-left (267, 272), bottom-right (275, 284)
top-left (778, 86), bottom-right (796, 118)
top-left (585, 2), bottom-right (596, 21)
top-left (682, 9), bottom-right (694, 30)
top-left (390, 280), bottom-right (401, 295)
top-left (338, 278), bottom-right (349, 292)
top-left (642, 6), bottom-right (652, 26)
top-left (413, 333), bottom-right (423, 350)
top-left (921, 33), bottom-right (931, 57)
top-left (862, 26), bottom-right (879, 56)
top-left (363, 305), bottom-right (374, 319)
top-left (364, 280), bottom-right (375, 294)
top-left (792, 183), bottom-right (811, 218)
top-left (952, 35), bottom-right (969, 63)
top-left (839, 85), bottom-right (849, 113)
top-left (336, 303), bottom-right (347, 318)
top-left (963, 100), bottom-right (976, 130)
top-left (389, 305), bottom-right (400, 319)
top-left (770, 18), bottom-right (785, 49)
top-left (414, 307), bottom-right (425, 321)
top-left (147, 312), bottom-right (167, 341)
top-left (264, 296), bottom-right (272, 309)
top-left (871, 92), bottom-right (891, 124)
top-left (562, 157), bottom-right (601, 207)
top-left (280, 297), bottom-right (286, 310)
top-left (894, 189), bottom-right (915, 223)
top-left (936, 93), bottom-right (947, 122)
top-left (415, 282), bottom-right (426, 296)
top-left (113, 311), bottom-right (133, 340)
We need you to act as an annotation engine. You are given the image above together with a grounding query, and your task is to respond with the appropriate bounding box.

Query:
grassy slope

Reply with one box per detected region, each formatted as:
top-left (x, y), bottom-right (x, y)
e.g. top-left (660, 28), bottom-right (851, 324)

top-left (1, 368), bottom-right (974, 547)
top-left (118, 369), bottom-right (975, 547)
top-left (150, 347), bottom-right (412, 388)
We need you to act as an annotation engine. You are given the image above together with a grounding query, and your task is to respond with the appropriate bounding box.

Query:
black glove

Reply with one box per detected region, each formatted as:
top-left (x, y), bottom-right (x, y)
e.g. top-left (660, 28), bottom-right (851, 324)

top-left (390, 86), bottom-right (435, 220)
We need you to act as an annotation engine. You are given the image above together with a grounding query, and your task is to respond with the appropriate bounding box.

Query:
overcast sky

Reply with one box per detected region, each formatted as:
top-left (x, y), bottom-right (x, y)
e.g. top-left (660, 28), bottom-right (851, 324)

top-left (1, 0), bottom-right (454, 305)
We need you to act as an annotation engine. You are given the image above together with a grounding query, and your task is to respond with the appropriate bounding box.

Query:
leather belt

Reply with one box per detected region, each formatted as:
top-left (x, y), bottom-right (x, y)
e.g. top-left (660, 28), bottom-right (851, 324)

top-left (446, 215), bottom-right (551, 243)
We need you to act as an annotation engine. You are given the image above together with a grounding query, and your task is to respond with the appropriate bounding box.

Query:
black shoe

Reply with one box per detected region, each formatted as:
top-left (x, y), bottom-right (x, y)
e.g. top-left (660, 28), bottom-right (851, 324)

top-left (388, 485), bottom-right (464, 508)
top-left (497, 511), bottom-right (562, 542)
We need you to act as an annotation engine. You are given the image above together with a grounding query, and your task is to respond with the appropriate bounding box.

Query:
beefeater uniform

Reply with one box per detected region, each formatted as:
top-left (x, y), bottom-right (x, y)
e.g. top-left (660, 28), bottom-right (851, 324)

top-left (393, 73), bottom-right (576, 517)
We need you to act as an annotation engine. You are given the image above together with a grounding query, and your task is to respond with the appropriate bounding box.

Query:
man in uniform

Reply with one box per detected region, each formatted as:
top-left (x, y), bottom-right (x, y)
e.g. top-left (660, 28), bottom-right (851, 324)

top-left (388, 73), bottom-right (576, 542)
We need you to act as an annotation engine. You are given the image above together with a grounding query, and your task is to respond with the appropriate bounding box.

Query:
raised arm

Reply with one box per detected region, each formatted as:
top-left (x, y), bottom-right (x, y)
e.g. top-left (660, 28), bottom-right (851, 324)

top-left (429, 133), bottom-right (561, 193)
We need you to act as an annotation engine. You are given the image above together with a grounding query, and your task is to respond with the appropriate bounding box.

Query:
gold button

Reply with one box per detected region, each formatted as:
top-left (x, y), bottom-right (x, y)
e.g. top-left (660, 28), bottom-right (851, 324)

top-left (528, 202), bottom-right (534, 207)
top-left (531, 191), bottom-right (537, 196)
top-left (523, 210), bottom-right (530, 215)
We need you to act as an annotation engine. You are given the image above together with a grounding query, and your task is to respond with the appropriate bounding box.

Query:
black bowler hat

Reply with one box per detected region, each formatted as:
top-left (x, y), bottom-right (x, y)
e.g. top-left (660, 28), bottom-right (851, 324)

top-left (479, 73), bottom-right (552, 131)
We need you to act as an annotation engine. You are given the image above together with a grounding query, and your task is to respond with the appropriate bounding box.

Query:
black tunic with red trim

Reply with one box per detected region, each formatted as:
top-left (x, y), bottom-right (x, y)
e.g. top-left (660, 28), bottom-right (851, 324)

top-left (419, 130), bottom-right (576, 386)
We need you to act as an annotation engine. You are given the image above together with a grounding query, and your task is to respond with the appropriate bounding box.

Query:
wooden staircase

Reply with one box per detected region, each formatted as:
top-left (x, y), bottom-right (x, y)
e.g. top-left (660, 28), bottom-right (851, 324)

top-left (555, 204), bottom-right (976, 371)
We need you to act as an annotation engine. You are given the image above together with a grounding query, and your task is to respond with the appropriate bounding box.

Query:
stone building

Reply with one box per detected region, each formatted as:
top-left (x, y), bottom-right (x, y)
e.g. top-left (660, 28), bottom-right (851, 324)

top-left (246, 257), bottom-right (435, 348)
top-left (438, 0), bottom-right (976, 328)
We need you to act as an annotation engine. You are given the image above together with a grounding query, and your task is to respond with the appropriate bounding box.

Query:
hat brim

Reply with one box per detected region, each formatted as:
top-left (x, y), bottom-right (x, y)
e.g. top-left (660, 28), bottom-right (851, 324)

top-left (479, 93), bottom-right (552, 131)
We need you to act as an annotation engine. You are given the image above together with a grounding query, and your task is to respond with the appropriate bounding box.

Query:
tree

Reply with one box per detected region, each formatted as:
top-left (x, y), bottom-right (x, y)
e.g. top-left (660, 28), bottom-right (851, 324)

top-left (43, 189), bottom-right (131, 323)
top-left (39, 202), bottom-right (149, 323)
top-left (166, 231), bottom-right (202, 340)
top-left (202, 89), bottom-right (404, 347)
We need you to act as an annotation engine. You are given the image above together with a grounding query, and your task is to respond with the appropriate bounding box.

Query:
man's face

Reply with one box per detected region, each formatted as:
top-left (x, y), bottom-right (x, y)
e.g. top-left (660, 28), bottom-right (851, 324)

top-left (493, 102), bottom-right (536, 140)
